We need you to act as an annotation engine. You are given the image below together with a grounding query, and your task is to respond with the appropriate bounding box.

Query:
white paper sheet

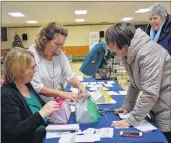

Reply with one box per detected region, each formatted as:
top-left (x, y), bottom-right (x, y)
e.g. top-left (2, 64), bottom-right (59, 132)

top-left (81, 82), bottom-right (89, 85)
top-left (96, 128), bottom-right (113, 138)
top-left (58, 133), bottom-right (76, 143)
top-left (135, 120), bottom-right (157, 132)
top-left (118, 113), bottom-right (131, 119)
top-left (107, 91), bottom-right (120, 96)
top-left (97, 82), bottom-right (105, 84)
top-left (82, 128), bottom-right (96, 135)
top-left (75, 134), bottom-right (100, 142)
top-left (89, 82), bottom-right (97, 84)
top-left (46, 124), bottom-right (79, 132)
top-left (89, 87), bottom-right (98, 91)
top-left (104, 84), bottom-right (113, 87)
top-left (107, 81), bottom-right (115, 84)
top-left (119, 91), bottom-right (127, 95)
top-left (86, 84), bottom-right (95, 88)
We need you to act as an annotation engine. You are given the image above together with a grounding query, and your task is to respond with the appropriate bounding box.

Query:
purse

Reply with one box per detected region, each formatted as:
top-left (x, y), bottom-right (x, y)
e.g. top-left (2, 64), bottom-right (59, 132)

top-left (95, 67), bottom-right (115, 80)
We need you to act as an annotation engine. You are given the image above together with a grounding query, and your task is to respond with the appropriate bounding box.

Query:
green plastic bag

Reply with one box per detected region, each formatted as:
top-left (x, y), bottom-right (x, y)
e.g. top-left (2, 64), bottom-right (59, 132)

top-left (75, 97), bottom-right (99, 123)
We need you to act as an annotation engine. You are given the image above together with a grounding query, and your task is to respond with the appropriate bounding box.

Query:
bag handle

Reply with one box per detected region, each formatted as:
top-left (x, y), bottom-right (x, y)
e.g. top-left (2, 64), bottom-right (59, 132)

top-left (97, 67), bottom-right (112, 80)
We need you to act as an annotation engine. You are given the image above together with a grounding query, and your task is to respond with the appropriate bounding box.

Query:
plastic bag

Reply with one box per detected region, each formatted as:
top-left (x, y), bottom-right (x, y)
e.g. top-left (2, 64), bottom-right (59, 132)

top-left (75, 97), bottom-right (99, 123)
top-left (48, 98), bottom-right (71, 124)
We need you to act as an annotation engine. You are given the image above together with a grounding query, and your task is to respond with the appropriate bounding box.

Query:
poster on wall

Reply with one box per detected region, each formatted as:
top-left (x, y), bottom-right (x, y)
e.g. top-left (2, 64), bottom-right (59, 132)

top-left (89, 32), bottom-right (99, 51)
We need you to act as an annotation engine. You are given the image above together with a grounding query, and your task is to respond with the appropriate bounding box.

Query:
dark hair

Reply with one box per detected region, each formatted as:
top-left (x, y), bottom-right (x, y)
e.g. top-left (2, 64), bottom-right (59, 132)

top-left (105, 22), bottom-right (135, 49)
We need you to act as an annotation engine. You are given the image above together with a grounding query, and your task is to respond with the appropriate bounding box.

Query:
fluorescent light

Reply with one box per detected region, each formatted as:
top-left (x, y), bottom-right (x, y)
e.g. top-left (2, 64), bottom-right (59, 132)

top-left (135, 9), bottom-right (150, 13)
top-left (75, 10), bottom-right (87, 15)
top-left (8, 12), bottom-right (25, 17)
top-left (26, 21), bottom-right (38, 23)
top-left (122, 17), bottom-right (133, 21)
top-left (75, 19), bottom-right (85, 22)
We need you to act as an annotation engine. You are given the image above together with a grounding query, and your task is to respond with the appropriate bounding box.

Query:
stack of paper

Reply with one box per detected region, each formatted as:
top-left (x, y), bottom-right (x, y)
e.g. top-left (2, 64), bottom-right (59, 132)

top-left (46, 124), bottom-right (80, 139)
top-left (46, 124), bottom-right (79, 132)
top-left (89, 89), bottom-right (116, 104)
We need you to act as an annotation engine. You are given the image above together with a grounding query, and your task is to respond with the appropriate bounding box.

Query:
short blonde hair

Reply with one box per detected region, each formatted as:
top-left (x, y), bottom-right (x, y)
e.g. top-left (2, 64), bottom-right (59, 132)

top-left (35, 22), bottom-right (68, 54)
top-left (3, 47), bottom-right (34, 84)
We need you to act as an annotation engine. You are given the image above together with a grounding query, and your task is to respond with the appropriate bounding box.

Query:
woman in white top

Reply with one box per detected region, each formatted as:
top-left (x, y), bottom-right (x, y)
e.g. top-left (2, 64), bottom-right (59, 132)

top-left (29, 22), bottom-right (88, 103)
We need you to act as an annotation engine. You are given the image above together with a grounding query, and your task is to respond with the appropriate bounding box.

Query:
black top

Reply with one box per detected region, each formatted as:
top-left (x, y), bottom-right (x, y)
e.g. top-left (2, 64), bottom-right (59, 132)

top-left (1, 82), bottom-right (47, 143)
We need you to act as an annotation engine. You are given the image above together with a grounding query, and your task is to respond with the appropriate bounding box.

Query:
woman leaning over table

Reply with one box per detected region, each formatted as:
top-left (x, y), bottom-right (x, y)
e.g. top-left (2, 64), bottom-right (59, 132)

top-left (28, 22), bottom-right (88, 103)
top-left (1, 47), bottom-right (59, 143)
top-left (105, 22), bottom-right (171, 142)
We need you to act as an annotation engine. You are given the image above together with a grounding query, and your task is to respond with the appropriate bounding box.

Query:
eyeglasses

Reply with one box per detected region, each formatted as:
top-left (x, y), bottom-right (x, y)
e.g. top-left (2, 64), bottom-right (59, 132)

top-left (51, 41), bottom-right (64, 47)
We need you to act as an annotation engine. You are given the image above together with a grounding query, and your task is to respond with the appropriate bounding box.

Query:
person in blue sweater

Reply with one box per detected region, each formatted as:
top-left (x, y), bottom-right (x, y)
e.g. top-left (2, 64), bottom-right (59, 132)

top-left (146, 4), bottom-right (171, 55)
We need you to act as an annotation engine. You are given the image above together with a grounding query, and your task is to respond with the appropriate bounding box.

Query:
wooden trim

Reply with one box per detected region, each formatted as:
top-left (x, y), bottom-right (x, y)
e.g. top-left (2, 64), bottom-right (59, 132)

top-left (62, 46), bottom-right (89, 57)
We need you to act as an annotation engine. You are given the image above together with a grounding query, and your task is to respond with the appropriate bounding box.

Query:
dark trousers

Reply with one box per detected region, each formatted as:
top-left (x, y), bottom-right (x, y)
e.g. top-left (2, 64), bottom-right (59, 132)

top-left (163, 132), bottom-right (171, 143)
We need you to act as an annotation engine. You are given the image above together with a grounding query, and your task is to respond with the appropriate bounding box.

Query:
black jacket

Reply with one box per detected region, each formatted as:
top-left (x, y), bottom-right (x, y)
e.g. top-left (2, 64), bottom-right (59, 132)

top-left (1, 82), bottom-right (47, 143)
top-left (146, 14), bottom-right (171, 55)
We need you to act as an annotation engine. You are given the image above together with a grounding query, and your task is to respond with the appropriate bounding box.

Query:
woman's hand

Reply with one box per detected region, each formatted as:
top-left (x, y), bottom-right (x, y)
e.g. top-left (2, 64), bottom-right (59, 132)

top-left (39, 101), bottom-right (59, 118)
top-left (59, 91), bottom-right (79, 101)
top-left (111, 120), bottom-right (130, 128)
top-left (78, 84), bottom-right (89, 99)
top-left (114, 107), bottom-right (128, 114)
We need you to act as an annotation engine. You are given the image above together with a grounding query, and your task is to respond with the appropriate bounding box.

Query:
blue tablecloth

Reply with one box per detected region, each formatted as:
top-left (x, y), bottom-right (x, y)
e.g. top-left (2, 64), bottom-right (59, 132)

top-left (43, 78), bottom-right (168, 143)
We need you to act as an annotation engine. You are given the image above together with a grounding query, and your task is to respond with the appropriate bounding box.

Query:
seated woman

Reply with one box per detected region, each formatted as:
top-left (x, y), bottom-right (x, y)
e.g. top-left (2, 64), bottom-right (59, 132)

top-left (1, 47), bottom-right (59, 143)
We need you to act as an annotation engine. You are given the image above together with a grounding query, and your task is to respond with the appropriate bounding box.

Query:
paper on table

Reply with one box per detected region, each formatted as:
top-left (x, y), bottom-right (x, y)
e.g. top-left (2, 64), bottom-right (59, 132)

top-left (59, 133), bottom-right (76, 143)
top-left (75, 134), bottom-right (100, 142)
top-left (119, 91), bottom-right (127, 95)
top-left (118, 113), bottom-right (131, 119)
top-left (104, 84), bottom-right (113, 87)
top-left (107, 91), bottom-right (120, 96)
top-left (135, 120), bottom-right (157, 132)
top-left (89, 82), bottom-right (97, 84)
top-left (107, 81), bottom-right (115, 84)
top-left (97, 82), bottom-right (105, 84)
top-left (86, 84), bottom-right (95, 88)
top-left (96, 128), bottom-right (113, 138)
top-left (81, 82), bottom-right (89, 85)
top-left (46, 124), bottom-right (79, 132)
top-left (95, 84), bottom-right (103, 88)
top-left (102, 87), bottom-right (109, 90)
top-left (46, 131), bottom-right (75, 139)
top-left (89, 87), bottom-right (98, 91)
top-left (82, 128), bottom-right (96, 135)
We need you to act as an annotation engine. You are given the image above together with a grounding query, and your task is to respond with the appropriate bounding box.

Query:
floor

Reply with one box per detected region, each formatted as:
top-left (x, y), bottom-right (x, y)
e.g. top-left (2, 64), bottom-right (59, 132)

top-left (71, 62), bottom-right (130, 91)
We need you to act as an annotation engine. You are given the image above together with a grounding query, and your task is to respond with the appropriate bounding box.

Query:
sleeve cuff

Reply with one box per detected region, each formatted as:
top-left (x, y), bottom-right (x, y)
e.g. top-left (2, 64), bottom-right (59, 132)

top-left (122, 102), bottom-right (134, 112)
top-left (126, 113), bottom-right (139, 127)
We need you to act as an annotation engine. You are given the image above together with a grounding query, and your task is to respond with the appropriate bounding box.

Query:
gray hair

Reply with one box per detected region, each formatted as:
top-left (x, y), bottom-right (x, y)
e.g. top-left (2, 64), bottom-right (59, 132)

top-left (105, 22), bottom-right (135, 49)
top-left (148, 4), bottom-right (167, 18)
